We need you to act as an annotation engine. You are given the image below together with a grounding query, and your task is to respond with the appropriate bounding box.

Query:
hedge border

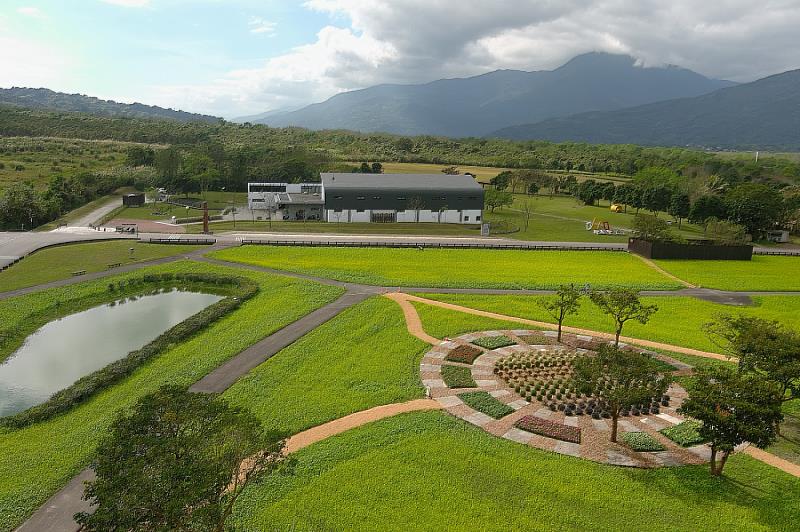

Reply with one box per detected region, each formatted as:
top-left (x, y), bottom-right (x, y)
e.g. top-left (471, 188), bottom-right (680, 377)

top-left (1, 272), bottom-right (258, 428)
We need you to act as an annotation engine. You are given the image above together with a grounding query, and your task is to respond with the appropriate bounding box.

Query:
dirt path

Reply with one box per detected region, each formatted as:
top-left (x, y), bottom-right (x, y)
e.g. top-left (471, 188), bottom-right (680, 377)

top-left (631, 253), bottom-right (696, 288)
top-left (744, 447), bottom-right (800, 477)
top-left (388, 292), bottom-right (731, 362)
top-left (286, 399), bottom-right (441, 453)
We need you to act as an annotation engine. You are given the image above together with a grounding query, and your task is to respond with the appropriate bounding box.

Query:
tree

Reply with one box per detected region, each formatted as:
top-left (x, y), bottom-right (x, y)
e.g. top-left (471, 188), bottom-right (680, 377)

top-left (441, 166), bottom-right (460, 175)
top-left (678, 366), bottom-right (782, 476)
top-left (407, 195), bottom-right (426, 222)
top-left (76, 386), bottom-right (289, 531)
top-left (371, 162), bottom-right (383, 174)
top-left (155, 147), bottom-right (182, 185)
top-left (688, 194), bottom-right (728, 226)
top-left (576, 179), bottom-right (601, 206)
top-left (360, 162), bottom-right (371, 173)
top-left (508, 172), bottom-right (525, 194)
top-left (520, 200), bottom-right (534, 230)
top-left (725, 183), bottom-right (785, 237)
top-left (590, 288), bottom-right (658, 347)
top-left (641, 185), bottom-right (672, 216)
top-left (538, 284), bottom-right (582, 341)
top-left (573, 346), bottom-right (670, 442)
top-left (705, 218), bottom-right (747, 244)
top-left (668, 192), bottom-right (691, 227)
top-left (490, 171), bottom-right (512, 190)
top-left (0, 182), bottom-right (47, 230)
top-left (484, 189), bottom-right (513, 213)
top-left (705, 315), bottom-right (800, 415)
top-left (125, 146), bottom-right (155, 167)
top-left (527, 182), bottom-right (540, 195)
top-left (600, 182), bottom-right (616, 205)
top-left (632, 214), bottom-right (674, 242)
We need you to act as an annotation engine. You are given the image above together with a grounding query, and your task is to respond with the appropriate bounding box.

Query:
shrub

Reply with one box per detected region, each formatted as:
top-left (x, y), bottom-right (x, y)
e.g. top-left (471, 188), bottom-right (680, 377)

top-left (622, 431), bottom-right (665, 452)
top-left (445, 344), bottom-right (483, 364)
top-left (660, 420), bottom-right (706, 447)
top-left (458, 391), bottom-right (514, 419)
top-left (515, 415), bottom-right (581, 443)
top-left (472, 335), bottom-right (516, 350)
top-left (441, 365), bottom-right (477, 388)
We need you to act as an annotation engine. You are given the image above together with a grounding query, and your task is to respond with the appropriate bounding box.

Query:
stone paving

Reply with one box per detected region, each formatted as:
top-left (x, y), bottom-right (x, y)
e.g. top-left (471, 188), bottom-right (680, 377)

top-left (422, 329), bottom-right (711, 468)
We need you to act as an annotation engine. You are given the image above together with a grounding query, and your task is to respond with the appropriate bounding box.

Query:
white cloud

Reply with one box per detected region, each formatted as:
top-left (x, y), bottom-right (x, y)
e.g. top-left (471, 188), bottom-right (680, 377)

top-left (145, 0), bottom-right (800, 117)
top-left (0, 35), bottom-right (73, 88)
top-left (16, 6), bottom-right (45, 19)
top-left (99, 0), bottom-right (151, 7)
top-left (248, 16), bottom-right (276, 35)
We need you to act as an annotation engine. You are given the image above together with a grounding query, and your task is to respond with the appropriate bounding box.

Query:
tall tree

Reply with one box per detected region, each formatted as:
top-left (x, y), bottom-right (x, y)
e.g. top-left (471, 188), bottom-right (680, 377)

top-left (538, 284), bottom-right (583, 341)
top-left (725, 183), bottom-right (785, 237)
top-left (679, 366), bottom-right (782, 476)
top-left (668, 192), bottom-right (691, 227)
top-left (590, 288), bottom-right (658, 347)
top-left (484, 189), bottom-right (513, 213)
top-left (688, 194), bottom-right (728, 226)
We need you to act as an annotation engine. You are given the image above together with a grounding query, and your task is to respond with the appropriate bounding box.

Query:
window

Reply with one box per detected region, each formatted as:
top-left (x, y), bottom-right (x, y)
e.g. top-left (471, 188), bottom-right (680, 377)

top-left (357, 209), bottom-right (365, 213)
top-left (464, 216), bottom-right (470, 222)
top-left (397, 196), bottom-right (407, 201)
top-left (373, 195), bottom-right (382, 200)
top-left (476, 215), bottom-right (481, 221)
top-left (356, 196), bottom-right (366, 200)
top-left (334, 209), bottom-right (342, 213)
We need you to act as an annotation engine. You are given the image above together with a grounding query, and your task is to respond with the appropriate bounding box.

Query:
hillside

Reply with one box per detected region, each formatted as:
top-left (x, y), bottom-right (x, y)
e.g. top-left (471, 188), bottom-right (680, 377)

top-left (257, 53), bottom-right (734, 137)
top-left (490, 69), bottom-right (800, 151)
top-left (0, 87), bottom-right (222, 123)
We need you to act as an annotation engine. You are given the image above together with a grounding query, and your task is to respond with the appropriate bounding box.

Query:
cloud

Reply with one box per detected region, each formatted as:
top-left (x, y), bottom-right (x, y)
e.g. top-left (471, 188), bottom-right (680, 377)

top-left (99, 0), bottom-right (151, 7)
top-left (0, 35), bottom-right (73, 88)
top-left (16, 7), bottom-right (45, 19)
top-left (146, 0), bottom-right (800, 117)
top-left (248, 16), bottom-right (276, 35)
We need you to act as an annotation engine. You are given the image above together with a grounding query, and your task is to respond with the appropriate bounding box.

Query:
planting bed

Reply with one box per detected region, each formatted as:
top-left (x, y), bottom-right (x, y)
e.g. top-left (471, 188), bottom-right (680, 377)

top-left (441, 365), bottom-right (477, 388)
top-left (661, 420), bottom-right (706, 447)
top-left (445, 344), bottom-right (483, 364)
top-left (419, 329), bottom-right (713, 468)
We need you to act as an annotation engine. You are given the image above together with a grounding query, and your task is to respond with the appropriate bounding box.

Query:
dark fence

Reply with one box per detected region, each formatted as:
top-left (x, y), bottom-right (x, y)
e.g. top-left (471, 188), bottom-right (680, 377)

top-left (239, 239), bottom-right (626, 252)
top-left (754, 249), bottom-right (800, 256)
top-left (628, 238), bottom-right (753, 260)
top-left (146, 238), bottom-right (216, 245)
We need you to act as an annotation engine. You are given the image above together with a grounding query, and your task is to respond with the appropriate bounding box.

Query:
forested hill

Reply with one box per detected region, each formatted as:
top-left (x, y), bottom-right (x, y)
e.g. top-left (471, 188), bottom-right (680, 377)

top-left (0, 87), bottom-right (222, 123)
top-left (491, 69), bottom-right (800, 151)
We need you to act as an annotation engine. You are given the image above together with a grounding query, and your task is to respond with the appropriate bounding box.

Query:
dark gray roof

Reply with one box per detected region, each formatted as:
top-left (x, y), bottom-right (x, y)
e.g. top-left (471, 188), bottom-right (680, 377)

top-left (321, 173), bottom-right (483, 192)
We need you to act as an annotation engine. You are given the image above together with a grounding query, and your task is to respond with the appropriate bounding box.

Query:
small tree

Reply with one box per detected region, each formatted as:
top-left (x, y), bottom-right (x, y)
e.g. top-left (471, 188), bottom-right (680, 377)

top-left (484, 189), bottom-right (513, 213)
top-left (441, 166), bottom-right (460, 175)
top-left (573, 346), bottom-right (670, 442)
top-left (668, 192), bottom-right (691, 228)
top-left (521, 200), bottom-right (534, 230)
top-left (77, 386), bottom-right (289, 531)
top-left (632, 213), bottom-right (675, 242)
top-left (538, 284), bottom-right (582, 341)
top-left (407, 196), bottom-right (426, 222)
top-left (370, 162), bottom-right (383, 174)
top-left (590, 288), bottom-right (658, 347)
top-left (679, 366), bottom-right (782, 476)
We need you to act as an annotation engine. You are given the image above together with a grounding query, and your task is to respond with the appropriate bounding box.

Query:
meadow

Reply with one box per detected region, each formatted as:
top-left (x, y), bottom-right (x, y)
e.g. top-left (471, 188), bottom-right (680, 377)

top-left (0, 240), bottom-right (201, 292)
top-left (654, 256), bottom-right (800, 291)
top-left (374, 161), bottom-right (630, 184)
top-left (232, 411), bottom-right (800, 531)
top-left (210, 246), bottom-right (682, 290)
top-left (0, 262), bottom-right (342, 530)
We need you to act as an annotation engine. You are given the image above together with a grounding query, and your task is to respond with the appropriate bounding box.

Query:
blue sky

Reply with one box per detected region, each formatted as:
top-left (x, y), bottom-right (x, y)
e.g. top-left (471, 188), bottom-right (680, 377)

top-left (2, 1), bottom-right (799, 118)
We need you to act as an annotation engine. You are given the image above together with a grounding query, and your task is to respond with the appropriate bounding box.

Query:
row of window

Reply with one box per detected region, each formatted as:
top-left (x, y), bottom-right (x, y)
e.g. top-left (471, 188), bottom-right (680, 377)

top-left (332, 195), bottom-right (479, 201)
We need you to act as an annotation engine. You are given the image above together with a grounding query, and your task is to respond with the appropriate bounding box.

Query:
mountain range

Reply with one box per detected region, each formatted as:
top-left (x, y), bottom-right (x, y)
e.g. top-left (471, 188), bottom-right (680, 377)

top-left (255, 53), bottom-right (735, 137)
top-left (0, 87), bottom-right (222, 123)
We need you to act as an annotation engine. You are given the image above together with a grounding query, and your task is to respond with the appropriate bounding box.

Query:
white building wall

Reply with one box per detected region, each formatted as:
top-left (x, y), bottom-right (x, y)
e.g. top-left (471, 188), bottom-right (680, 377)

top-left (326, 208), bottom-right (482, 224)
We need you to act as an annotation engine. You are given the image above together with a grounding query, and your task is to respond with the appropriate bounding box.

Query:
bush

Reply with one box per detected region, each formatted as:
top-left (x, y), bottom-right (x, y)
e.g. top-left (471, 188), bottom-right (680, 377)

top-left (1, 273), bottom-right (258, 428)
top-left (515, 415), bottom-right (581, 443)
top-left (472, 335), bottom-right (516, 350)
top-left (445, 344), bottom-right (483, 364)
top-left (175, 215), bottom-right (223, 224)
top-left (458, 391), bottom-right (514, 419)
top-left (441, 365), bottom-right (477, 388)
top-left (621, 431), bottom-right (665, 452)
top-left (660, 420), bottom-right (706, 447)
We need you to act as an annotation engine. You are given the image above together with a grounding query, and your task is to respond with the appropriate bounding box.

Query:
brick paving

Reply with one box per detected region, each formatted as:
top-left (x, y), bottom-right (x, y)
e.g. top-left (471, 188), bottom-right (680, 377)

top-left (421, 329), bottom-right (709, 468)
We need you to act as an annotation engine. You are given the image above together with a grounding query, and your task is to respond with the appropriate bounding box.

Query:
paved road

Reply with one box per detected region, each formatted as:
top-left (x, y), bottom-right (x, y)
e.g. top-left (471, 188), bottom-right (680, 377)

top-left (0, 231), bottom-right (135, 271)
top-left (70, 197), bottom-right (122, 228)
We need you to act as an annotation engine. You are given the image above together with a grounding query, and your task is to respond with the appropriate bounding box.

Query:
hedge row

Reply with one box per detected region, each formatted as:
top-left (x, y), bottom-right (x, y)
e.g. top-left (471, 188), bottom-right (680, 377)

top-left (1, 273), bottom-right (258, 429)
top-left (175, 215), bottom-right (223, 224)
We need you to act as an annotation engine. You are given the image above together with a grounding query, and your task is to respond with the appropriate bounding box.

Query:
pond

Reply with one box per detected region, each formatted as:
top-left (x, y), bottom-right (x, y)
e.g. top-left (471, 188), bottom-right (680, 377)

top-left (0, 289), bottom-right (223, 417)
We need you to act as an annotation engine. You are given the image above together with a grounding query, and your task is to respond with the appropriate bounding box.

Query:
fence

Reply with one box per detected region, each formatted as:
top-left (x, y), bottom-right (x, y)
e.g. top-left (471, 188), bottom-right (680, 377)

top-left (238, 239), bottom-right (626, 251)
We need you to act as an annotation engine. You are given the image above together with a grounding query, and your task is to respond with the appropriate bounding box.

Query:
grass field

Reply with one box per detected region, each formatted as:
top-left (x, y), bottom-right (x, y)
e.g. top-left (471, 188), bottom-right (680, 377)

top-left (0, 240), bottom-right (202, 292)
top-left (0, 262), bottom-right (343, 530)
top-left (191, 220), bottom-right (482, 236)
top-left (413, 294), bottom-right (800, 353)
top-left (210, 246), bottom-right (681, 290)
top-left (232, 411), bottom-right (800, 531)
top-left (654, 256), bottom-right (800, 291)
top-left (373, 162), bottom-right (630, 184)
top-left (222, 297), bottom-right (427, 434)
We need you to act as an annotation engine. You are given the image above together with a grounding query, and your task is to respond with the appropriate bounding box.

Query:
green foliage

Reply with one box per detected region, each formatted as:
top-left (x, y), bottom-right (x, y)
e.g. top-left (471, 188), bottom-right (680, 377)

top-left (679, 366), bottom-right (783, 475)
top-left (538, 284), bottom-right (583, 341)
top-left (632, 213), bottom-right (675, 242)
top-left (704, 218), bottom-right (747, 245)
top-left (471, 335), bottom-right (516, 349)
top-left (457, 391), bottom-right (514, 419)
top-left (484, 188), bottom-right (513, 212)
top-left (440, 365), bottom-right (477, 388)
top-left (660, 420), bottom-right (706, 447)
top-left (589, 288), bottom-right (659, 346)
top-left (689, 194), bottom-right (728, 225)
top-left (77, 386), bottom-right (286, 531)
top-left (621, 431), bottom-right (666, 452)
top-left (724, 183), bottom-right (786, 236)
top-left (1, 273), bottom-right (258, 428)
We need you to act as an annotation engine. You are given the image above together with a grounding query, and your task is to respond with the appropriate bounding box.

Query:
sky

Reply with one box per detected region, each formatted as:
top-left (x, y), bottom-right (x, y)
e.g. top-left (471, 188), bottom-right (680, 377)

top-left (2, 0), bottom-right (799, 119)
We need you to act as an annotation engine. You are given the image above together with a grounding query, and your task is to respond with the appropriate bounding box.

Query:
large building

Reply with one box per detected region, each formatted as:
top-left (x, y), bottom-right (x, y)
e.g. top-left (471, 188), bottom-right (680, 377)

top-left (248, 173), bottom-right (484, 224)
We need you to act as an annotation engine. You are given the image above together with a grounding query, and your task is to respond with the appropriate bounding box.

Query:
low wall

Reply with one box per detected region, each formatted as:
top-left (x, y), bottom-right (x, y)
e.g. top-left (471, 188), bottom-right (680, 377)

top-left (628, 238), bottom-right (753, 260)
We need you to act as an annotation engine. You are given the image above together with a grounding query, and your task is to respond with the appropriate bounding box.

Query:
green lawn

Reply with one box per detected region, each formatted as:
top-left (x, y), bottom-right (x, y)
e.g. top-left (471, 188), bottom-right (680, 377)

top-left (0, 262), bottom-right (343, 530)
top-left (211, 246), bottom-right (680, 290)
top-left (0, 240), bottom-right (203, 292)
top-left (191, 220), bottom-right (482, 236)
top-left (222, 297), bottom-right (427, 435)
top-left (654, 256), bottom-right (800, 291)
top-left (232, 411), bottom-right (800, 531)
top-left (414, 294), bottom-right (800, 353)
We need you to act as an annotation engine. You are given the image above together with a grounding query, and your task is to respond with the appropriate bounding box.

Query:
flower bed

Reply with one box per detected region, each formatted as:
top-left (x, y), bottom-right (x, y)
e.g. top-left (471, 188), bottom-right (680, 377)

top-left (515, 415), bottom-right (581, 444)
top-left (518, 333), bottom-right (558, 346)
top-left (622, 431), bottom-right (665, 452)
top-left (472, 335), bottom-right (515, 350)
top-left (445, 344), bottom-right (484, 364)
top-left (458, 391), bottom-right (514, 419)
top-left (441, 365), bottom-right (477, 388)
top-left (660, 420), bottom-right (705, 447)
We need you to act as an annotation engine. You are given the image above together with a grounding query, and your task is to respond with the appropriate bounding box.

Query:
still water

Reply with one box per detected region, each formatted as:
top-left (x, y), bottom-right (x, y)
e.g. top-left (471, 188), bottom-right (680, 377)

top-left (0, 289), bottom-right (223, 417)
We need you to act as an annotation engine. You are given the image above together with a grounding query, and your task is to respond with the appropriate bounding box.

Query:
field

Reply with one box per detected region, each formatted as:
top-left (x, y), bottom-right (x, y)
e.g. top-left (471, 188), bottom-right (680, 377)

top-left (231, 411), bottom-right (800, 531)
top-left (0, 240), bottom-right (202, 292)
top-left (0, 137), bottom-right (150, 192)
top-left (0, 262), bottom-right (343, 530)
top-left (210, 246), bottom-right (682, 290)
top-left (654, 256), bottom-right (800, 291)
top-left (190, 220), bottom-right (482, 236)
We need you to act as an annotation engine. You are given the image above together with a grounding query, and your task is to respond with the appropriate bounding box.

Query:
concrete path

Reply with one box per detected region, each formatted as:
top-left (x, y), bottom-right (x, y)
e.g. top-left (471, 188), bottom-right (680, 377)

top-left (70, 197), bottom-right (122, 228)
top-left (0, 231), bottom-right (135, 271)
